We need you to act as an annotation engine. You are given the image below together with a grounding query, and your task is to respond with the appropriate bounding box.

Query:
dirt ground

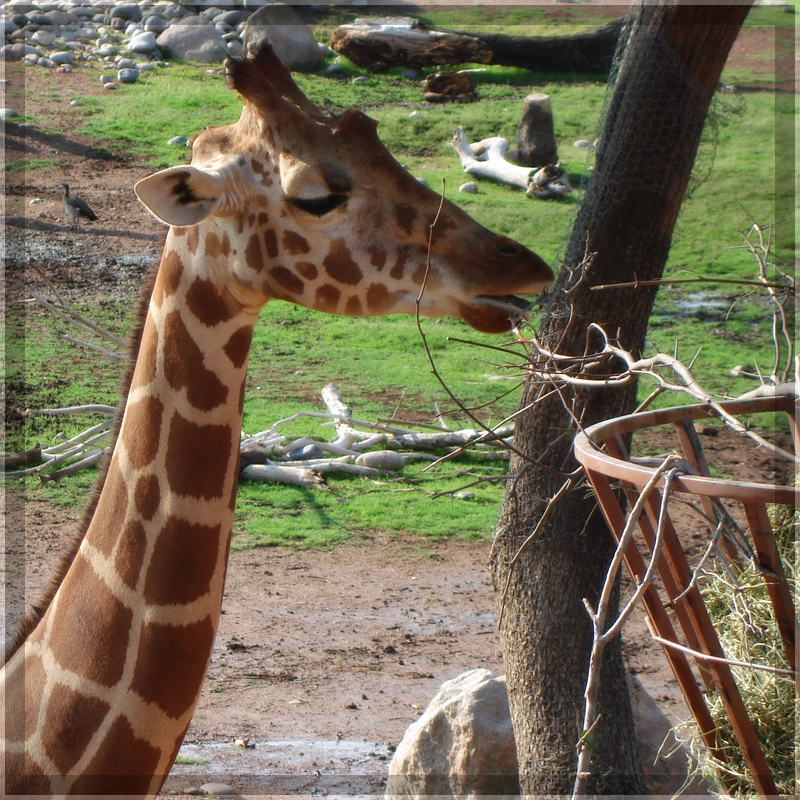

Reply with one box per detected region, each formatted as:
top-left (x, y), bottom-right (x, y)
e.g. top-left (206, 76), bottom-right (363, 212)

top-left (2, 17), bottom-right (793, 795)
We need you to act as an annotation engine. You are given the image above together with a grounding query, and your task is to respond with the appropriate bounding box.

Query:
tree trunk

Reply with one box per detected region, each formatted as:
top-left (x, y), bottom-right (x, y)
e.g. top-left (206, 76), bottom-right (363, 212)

top-left (490, 2), bottom-right (753, 795)
top-left (329, 19), bottom-right (622, 73)
top-left (516, 94), bottom-right (558, 167)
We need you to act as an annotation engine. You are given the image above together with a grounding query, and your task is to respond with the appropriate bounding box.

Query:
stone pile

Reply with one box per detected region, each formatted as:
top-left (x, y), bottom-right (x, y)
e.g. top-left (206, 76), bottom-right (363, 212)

top-left (0, 0), bottom-right (340, 84)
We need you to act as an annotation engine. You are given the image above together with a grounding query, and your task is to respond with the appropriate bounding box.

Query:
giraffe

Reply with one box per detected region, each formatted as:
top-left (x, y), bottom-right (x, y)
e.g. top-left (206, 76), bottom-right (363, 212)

top-left (1, 41), bottom-right (553, 797)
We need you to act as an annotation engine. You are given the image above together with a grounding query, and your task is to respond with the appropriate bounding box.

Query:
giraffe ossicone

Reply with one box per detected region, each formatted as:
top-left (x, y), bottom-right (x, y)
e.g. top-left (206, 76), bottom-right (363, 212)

top-left (1, 39), bottom-right (552, 797)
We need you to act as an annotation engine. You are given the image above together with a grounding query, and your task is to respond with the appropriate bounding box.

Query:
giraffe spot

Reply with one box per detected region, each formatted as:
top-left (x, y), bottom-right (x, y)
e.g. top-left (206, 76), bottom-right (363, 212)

top-left (69, 714), bottom-right (162, 795)
top-left (86, 458), bottom-right (129, 557)
top-left (390, 248), bottom-right (409, 281)
top-left (205, 230), bottom-right (231, 258)
top-left (172, 227), bottom-right (187, 237)
top-left (2, 753), bottom-right (50, 794)
top-left (42, 684), bottom-right (110, 775)
top-left (246, 232), bottom-right (264, 273)
top-left (315, 284), bottom-right (340, 313)
top-left (186, 277), bottom-right (238, 327)
top-left (131, 616), bottom-right (215, 720)
top-left (49, 554), bottom-right (132, 688)
top-left (165, 412), bottom-right (233, 500)
top-left (224, 325), bottom-right (254, 369)
top-left (412, 265), bottom-right (428, 286)
top-left (163, 310), bottom-right (228, 411)
top-left (186, 225), bottom-right (200, 254)
top-left (344, 296), bottom-right (363, 316)
top-left (271, 266), bottom-right (304, 296)
top-left (366, 283), bottom-right (407, 315)
top-left (129, 314), bottom-right (158, 392)
top-left (264, 228), bottom-right (279, 259)
top-left (296, 262), bottom-right (317, 281)
top-left (323, 239), bottom-right (363, 286)
top-left (256, 194), bottom-right (270, 207)
top-left (144, 515), bottom-right (221, 606)
top-left (115, 518), bottom-right (148, 590)
top-left (257, 211), bottom-right (269, 226)
top-left (134, 474), bottom-right (160, 521)
top-left (121, 395), bottom-right (163, 471)
top-left (369, 246), bottom-right (387, 270)
top-left (282, 230), bottom-right (310, 255)
top-left (3, 651), bottom-right (46, 743)
top-left (152, 250), bottom-right (184, 308)
top-left (394, 203), bottom-right (418, 234)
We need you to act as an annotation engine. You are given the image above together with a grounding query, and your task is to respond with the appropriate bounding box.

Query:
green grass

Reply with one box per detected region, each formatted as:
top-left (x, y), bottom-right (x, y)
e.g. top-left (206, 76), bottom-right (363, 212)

top-left (6, 6), bottom-right (793, 548)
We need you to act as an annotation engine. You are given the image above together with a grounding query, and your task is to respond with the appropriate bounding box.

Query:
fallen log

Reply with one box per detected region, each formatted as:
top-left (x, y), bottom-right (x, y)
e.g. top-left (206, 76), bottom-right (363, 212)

top-left (330, 17), bottom-right (623, 73)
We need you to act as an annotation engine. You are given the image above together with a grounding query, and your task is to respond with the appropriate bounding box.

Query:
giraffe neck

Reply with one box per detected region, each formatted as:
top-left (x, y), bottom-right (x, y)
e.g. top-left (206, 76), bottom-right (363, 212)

top-left (1, 235), bottom-right (257, 796)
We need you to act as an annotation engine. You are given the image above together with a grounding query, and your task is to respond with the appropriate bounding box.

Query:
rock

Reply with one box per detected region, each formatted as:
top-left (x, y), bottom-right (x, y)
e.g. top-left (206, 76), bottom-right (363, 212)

top-left (156, 15), bottom-right (229, 63)
top-left (423, 71), bottom-right (476, 103)
top-left (215, 9), bottom-right (249, 27)
top-left (143, 14), bottom-right (168, 34)
top-left (168, 135), bottom-right (189, 146)
top-left (50, 51), bottom-right (75, 64)
top-left (97, 43), bottom-right (118, 57)
top-left (386, 670), bottom-right (714, 799)
top-left (355, 450), bottom-right (406, 471)
top-left (37, 57), bottom-right (57, 68)
top-left (117, 68), bottom-right (138, 83)
top-left (289, 444), bottom-right (324, 461)
top-left (0, 108), bottom-right (20, 118)
top-left (352, 75), bottom-right (369, 84)
top-left (325, 63), bottom-right (345, 75)
top-left (128, 30), bottom-right (157, 53)
top-left (50, 9), bottom-right (78, 25)
top-left (103, 82), bottom-right (117, 89)
top-left (56, 64), bottom-right (73, 73)
top-left (453, 490), bottom-right (475, 499)
top-left (241, 3), bottom-right (323, 72)
top-left (109, 4), bottom-right (142, 23)
top-left (386, 669), bottom-right (519, 799)
top-left (30, 29), bottom-right (57, 46)
top-left (116, 58), bottom-right (137, 69)
top-left (403, 68), bottom-right (423, 80)
top-left (458, 182), bottom-right (479, 194)
top-left (199, 784), bottom-right (238, 796)
top-left (99, 74), bottom-right (113, 83)
top-left (69, 100), bottom-right (84, 107)
top-left (574, 139), bottom-right (594, 148)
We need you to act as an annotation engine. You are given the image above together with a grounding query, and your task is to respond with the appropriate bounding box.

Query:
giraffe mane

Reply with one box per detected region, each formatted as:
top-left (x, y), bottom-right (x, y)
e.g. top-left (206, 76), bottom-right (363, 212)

top-left (2, 265), bottom-right (159, 667)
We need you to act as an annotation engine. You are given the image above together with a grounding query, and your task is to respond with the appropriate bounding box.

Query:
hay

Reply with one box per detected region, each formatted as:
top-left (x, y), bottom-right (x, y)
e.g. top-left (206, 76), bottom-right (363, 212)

top-left (686, 494), bottom-right (797, 796)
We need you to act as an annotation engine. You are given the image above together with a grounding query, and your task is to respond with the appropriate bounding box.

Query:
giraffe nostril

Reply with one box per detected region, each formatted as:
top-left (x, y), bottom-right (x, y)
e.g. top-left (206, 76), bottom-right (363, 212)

top-left (493, 237), bottom-right (521, 257)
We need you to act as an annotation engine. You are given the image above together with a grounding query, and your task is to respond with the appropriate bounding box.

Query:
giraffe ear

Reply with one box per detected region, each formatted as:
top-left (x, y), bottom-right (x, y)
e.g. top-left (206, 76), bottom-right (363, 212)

top-left (134, 166), bottom-right (225, 226)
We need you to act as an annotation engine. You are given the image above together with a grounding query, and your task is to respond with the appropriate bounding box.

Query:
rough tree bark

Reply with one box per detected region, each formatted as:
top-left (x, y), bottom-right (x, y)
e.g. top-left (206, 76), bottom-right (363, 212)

top-left (489, 2), bottom-right (753, 794)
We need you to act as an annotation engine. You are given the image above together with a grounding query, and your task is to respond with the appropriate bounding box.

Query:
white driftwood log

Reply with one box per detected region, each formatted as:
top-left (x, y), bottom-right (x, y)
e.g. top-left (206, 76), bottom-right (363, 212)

top-left (240, 463), bottom-right (325, 488)
top-left (452, 126), bottom-right (572, 198)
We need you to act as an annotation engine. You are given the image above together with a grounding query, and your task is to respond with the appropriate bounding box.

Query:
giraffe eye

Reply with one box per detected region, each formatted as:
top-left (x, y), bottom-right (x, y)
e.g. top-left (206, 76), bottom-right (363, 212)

top-left (289, 194), bottom-right (347, 216)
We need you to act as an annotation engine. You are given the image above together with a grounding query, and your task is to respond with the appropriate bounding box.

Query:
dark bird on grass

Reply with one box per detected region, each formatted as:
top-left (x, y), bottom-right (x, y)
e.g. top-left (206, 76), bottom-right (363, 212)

top-left (59, 183), bottom-right (98, 226)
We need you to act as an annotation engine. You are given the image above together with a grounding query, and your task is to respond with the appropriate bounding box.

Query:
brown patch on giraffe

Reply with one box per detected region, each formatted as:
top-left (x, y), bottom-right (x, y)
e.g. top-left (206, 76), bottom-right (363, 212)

top-left (3, 651), bottom-right (46, 742)
top-left (163, 310), bottom-right (228, 411)
top-left (389, 247), bottom-right (408, 281)
top-left (411, 265), bottom-right (428, 286)
top-left (115, 519), bottom-right (148, 590)
top-left (369, 245), bottom-right (387, 270)
top-left (152, 249), bottom-right (184, 308)
top-left (394, 203), bottom-right (418, 234)
top-left (271, 266), bottom-right (304, 296)
top-left (246, 232), bottom-right (264, 273)
top-left (69, 715), bottom-right (161, 795)
top-left (282, 230), bottom-right (310, 255)
top-left (257, 212), bottom-right (269, 227)
top-left (143, 515), bottom-right (221, 606)
top-left (165, 412), bottom-right (233, 500)
top-left (296, 261), bottom-right (318, 281)
top-left (129, 314), bottom-right (158, 392)
top-left (344, 296), bottom-right (363, 316)
top-left (366, 283), bottom-right (407, 314)
top-left (186, 277), bottom-right (238, 327)
top-left (204, 230), bottom-right (231, 259)
top-left (223, 325), bottom-right (253, 369)
top-left (3, 752), bottom-right (50, 793)
top-left (131, 616), bottom-right (216, 719)
top-left (121, 395), bottom-right (163, 471)
top-left (314, 284), bottom-right (340, 312)
top-left (186, 225), bottom-right (200, 255)
top-left (263, 228), bottom-right (279, 259)
top-left (86, 458), bottom-right (128, 557)
top-left (134, 474), bottom-right (160, 521)
top-left (42, 684), bottom-right (110, 774)
top-left (48, 554), bottom-right (132, 688)
top-left (323, 239), bottom-right (363, 286)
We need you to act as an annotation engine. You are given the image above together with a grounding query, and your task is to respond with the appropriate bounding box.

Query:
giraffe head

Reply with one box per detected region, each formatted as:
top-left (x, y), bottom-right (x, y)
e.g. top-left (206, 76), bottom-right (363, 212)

top-left (134, 42), bottom-right (553, 334)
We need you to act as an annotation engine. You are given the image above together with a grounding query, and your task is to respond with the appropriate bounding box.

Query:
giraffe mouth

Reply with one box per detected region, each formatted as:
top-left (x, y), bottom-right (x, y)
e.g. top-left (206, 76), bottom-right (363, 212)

top-left (458, 295), bottom-right (534, 334)
top-left (475, 294), bottom-right (533, 315)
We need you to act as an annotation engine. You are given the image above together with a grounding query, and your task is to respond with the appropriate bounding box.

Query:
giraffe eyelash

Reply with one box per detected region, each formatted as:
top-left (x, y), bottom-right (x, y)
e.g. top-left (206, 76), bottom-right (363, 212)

top-left (289, 194), bottom-right (348, 216)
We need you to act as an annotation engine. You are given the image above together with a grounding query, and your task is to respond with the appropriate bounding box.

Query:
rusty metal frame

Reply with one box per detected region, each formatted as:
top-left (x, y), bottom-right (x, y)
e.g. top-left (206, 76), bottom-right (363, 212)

top-left (573, 395), bottom-right (798, 797)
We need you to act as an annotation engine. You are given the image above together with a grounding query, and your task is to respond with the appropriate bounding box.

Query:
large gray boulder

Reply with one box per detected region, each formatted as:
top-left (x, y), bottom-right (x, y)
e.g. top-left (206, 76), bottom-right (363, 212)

top-left (386, 669), bottom-right (714, 799)
top-left (386, 669), bottom-right (519, 799)
top-left (242, 3), bottom-right (323, 72)
top-left (156, 15), bottom-right (229, 63)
